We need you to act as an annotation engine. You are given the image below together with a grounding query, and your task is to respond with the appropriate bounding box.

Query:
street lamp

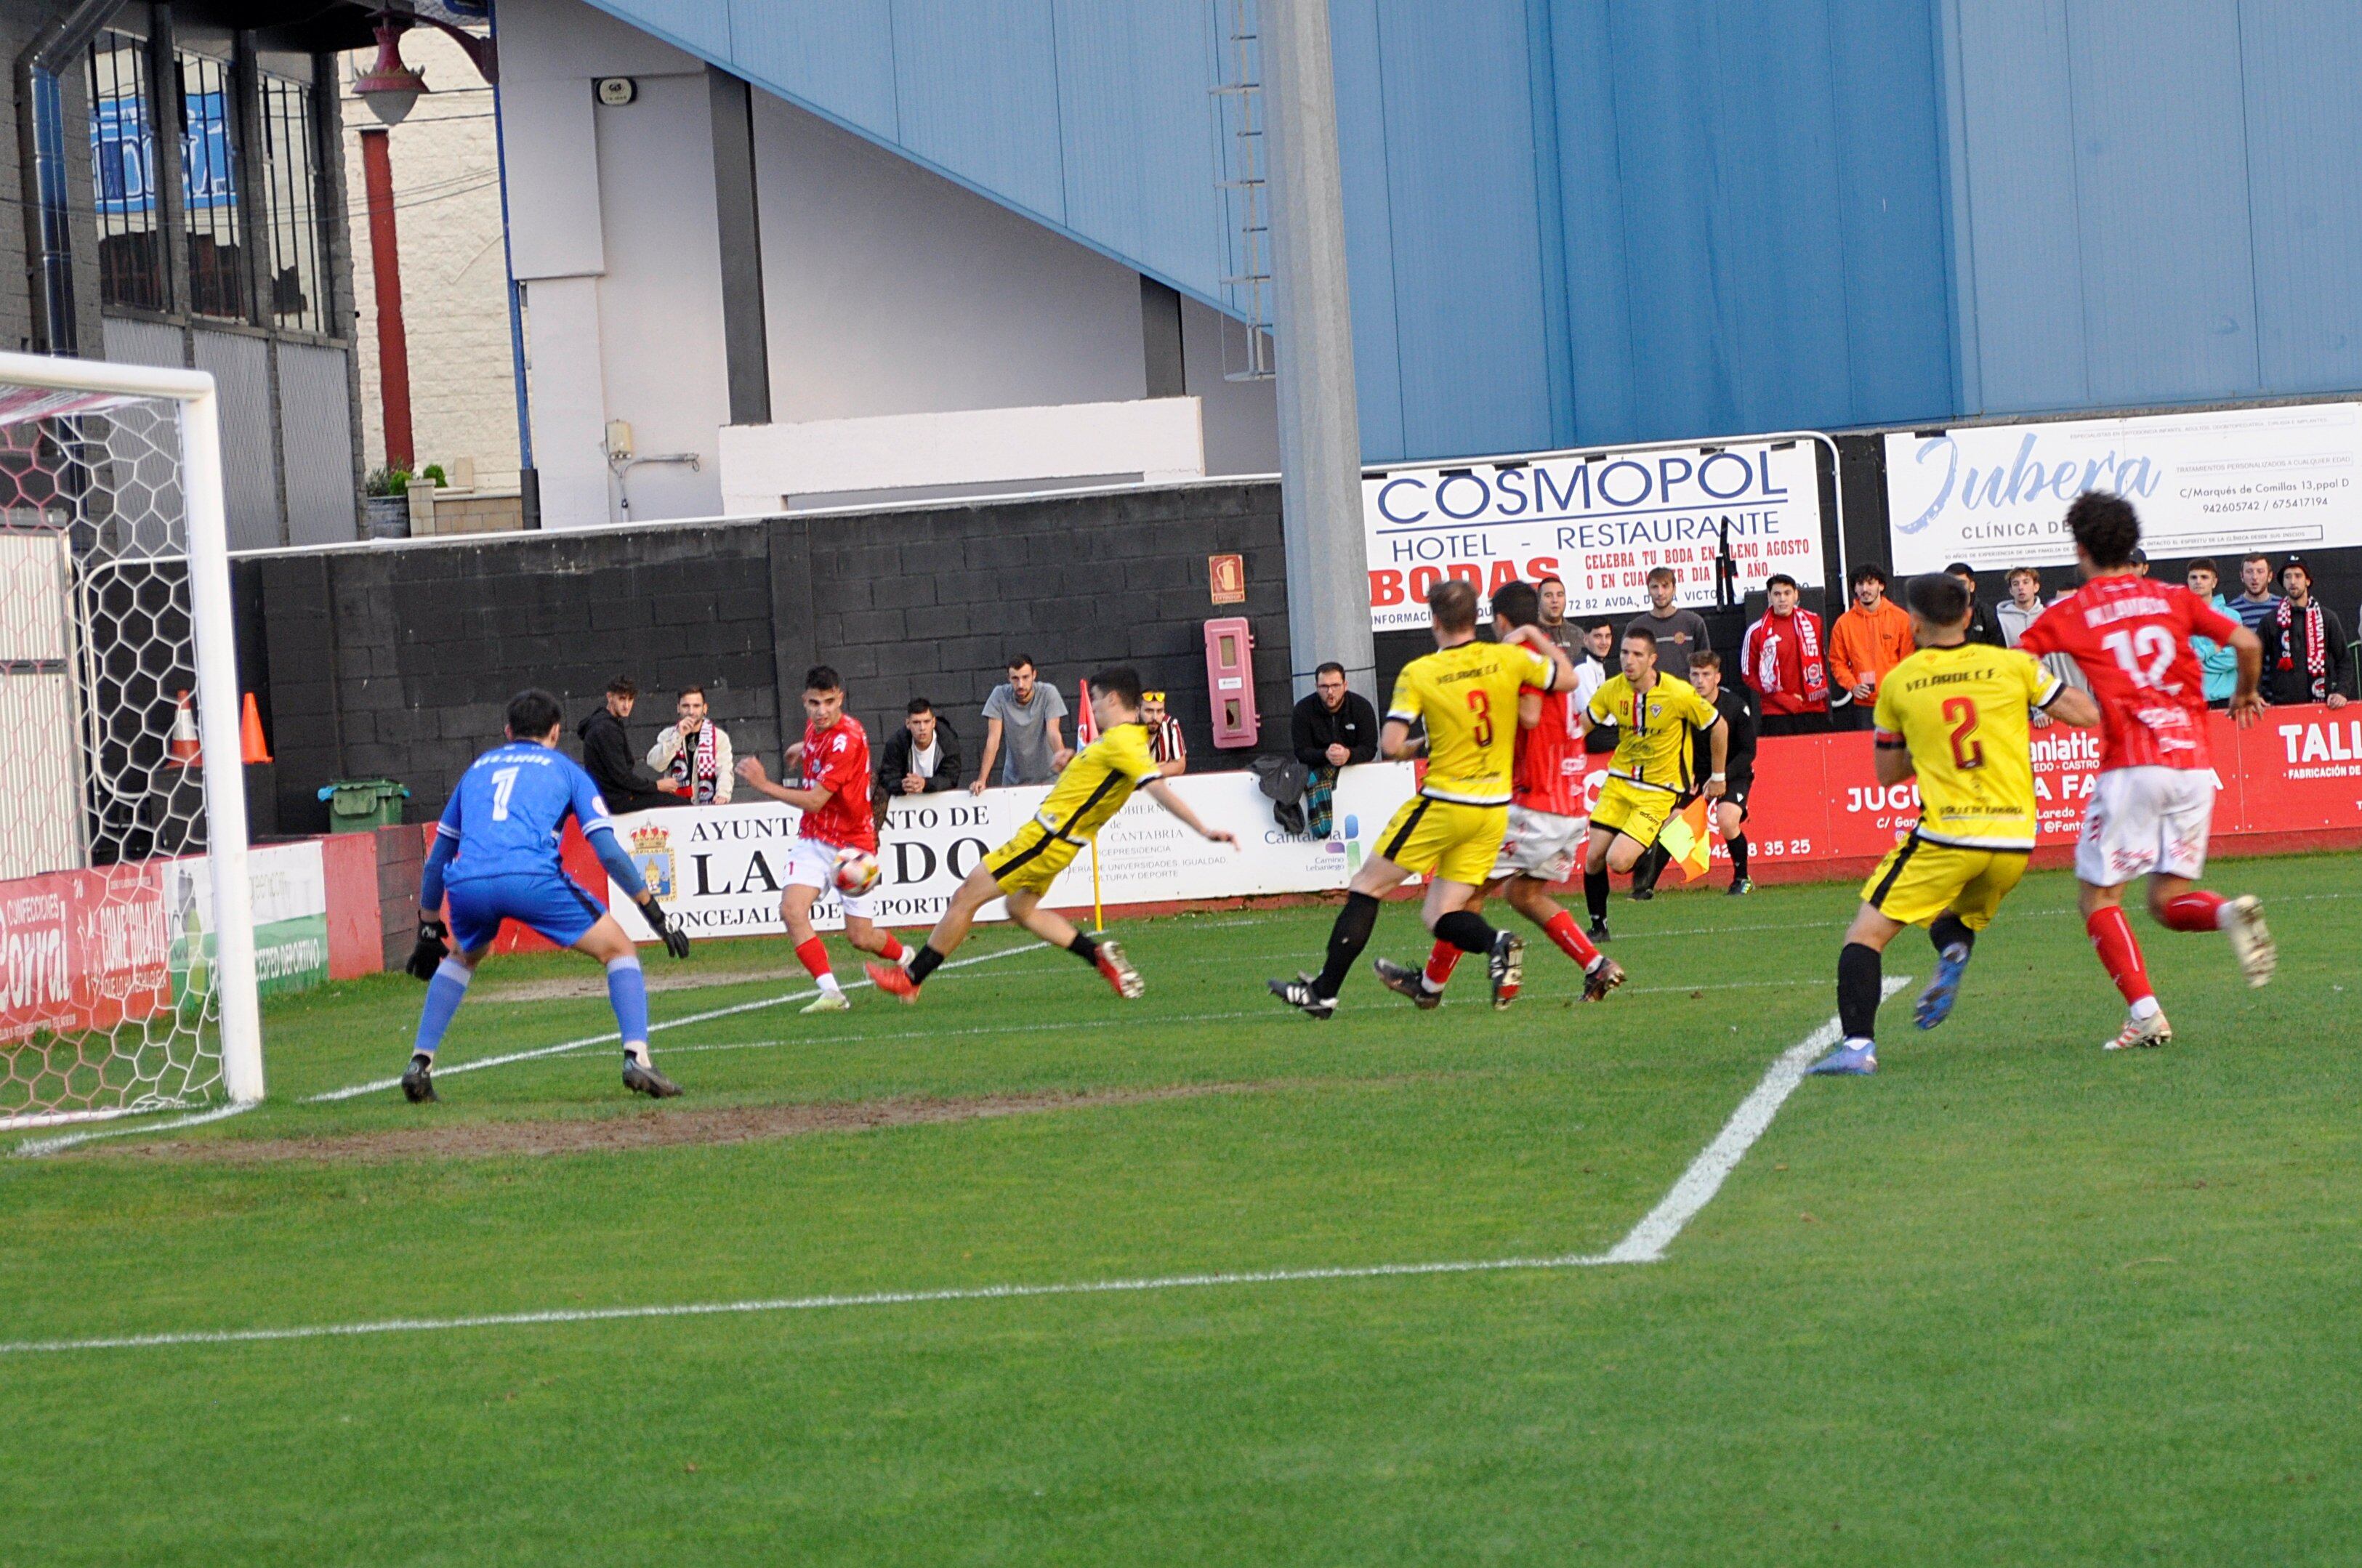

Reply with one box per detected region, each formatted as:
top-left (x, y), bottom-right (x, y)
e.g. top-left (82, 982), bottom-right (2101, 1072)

top-left (351, 9), bottom-right (499, 126)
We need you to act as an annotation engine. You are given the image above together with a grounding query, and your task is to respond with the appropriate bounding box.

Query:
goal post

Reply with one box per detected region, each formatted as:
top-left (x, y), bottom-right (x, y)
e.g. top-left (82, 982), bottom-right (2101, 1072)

top-left (0, 349), bottom-right (263, 1128)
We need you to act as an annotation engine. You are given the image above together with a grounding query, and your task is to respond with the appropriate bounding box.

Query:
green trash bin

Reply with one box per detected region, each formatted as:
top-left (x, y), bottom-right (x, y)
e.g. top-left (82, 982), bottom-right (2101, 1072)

top-left (319, 778), bottom-right (411, 833)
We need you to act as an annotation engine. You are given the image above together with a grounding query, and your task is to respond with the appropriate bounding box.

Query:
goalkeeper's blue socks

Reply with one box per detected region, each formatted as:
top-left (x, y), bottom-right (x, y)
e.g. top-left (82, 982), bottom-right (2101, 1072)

top-left (412, 958), bottom-right (474, 1056)
top-left (606, 955), bottom-right (650, 1059)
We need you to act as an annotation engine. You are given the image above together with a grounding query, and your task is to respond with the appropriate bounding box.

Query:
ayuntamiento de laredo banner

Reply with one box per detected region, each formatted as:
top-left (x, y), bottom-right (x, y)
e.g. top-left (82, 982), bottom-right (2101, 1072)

top-left (1885, 402), bottom-right (2362, 576)
top-left (1361, 439), bottom-right (1828, 630)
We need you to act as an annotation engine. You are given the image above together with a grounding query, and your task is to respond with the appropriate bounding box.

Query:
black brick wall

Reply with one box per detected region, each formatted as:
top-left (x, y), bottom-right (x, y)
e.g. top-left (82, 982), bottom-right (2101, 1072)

top-left (243, 482), bottom-right (1295, 833)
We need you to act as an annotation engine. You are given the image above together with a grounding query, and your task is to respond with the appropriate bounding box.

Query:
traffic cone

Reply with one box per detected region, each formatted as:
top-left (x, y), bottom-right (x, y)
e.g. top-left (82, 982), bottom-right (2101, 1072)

top-left (240, 692), bottom-right (273, 764)
top-left (165, 689), bottom-right (201, 768)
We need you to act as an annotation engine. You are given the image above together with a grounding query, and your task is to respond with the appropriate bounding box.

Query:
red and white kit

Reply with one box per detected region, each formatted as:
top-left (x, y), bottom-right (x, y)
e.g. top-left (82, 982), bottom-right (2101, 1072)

top-left (1490, 682), bottom-right (1587, 882)
top-left (2018, 576), bottom-right (2241, 886)
top-left (785, 714), bottom-right (879, 914)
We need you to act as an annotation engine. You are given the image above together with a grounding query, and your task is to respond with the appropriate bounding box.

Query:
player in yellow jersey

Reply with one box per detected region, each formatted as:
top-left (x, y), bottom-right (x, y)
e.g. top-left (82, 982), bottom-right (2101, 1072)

top-left (1577, 626), bottom-right (1728, 942)
top-left (1808, 573), bottom-right (2099, 1075)
top-left (869, 666), bottom-right (1236, 1003)
top-left (1269, 578), bottom-right (1576, 1018)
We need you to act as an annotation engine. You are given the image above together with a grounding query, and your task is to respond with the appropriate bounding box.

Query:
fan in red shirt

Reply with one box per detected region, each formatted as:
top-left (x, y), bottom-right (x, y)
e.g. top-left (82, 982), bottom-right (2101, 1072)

top-left (2014, 493), bottom-right (2275, 1051)
top-left (1738, 573), bottom-right (1830, 722)
top-left (1385, 581), bottom-right (1626, 1008)
top-left (733, 664), bottom-right (904, 1011)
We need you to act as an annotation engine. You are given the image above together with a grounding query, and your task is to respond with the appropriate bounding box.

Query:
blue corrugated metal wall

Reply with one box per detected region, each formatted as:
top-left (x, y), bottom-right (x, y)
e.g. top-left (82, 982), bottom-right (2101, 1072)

top-left (576, 0), bottom-right (2362, 462)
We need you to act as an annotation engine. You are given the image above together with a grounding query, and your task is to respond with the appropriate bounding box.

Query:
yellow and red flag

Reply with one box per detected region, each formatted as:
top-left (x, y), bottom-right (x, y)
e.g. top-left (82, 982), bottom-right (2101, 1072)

top-left (1657, 797), bottom-right (1716, 884)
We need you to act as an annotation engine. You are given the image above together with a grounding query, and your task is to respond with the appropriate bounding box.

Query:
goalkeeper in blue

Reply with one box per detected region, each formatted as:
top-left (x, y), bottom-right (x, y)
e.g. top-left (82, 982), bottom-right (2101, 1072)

top-left (400, 690), bottom-right (693, 1104)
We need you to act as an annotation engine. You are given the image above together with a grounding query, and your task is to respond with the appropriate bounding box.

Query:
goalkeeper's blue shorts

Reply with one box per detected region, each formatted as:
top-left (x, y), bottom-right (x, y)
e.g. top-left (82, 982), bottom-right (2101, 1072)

top-left (446, 871), bottom-right (605, 953)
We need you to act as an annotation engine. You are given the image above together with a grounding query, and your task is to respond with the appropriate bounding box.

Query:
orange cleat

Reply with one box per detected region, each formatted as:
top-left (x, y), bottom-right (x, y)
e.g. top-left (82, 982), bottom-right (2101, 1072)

top-left (865, 961), bottom-right (919, 1003)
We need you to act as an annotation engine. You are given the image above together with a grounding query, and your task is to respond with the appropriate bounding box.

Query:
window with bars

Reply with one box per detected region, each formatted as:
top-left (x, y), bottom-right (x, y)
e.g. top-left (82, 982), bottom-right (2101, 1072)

top-left (258, 72), bottom-right (327, 334)
top-left (86, 30), bottom-right (168, 312)
top-left (177, 49), bottom-right (246, 321)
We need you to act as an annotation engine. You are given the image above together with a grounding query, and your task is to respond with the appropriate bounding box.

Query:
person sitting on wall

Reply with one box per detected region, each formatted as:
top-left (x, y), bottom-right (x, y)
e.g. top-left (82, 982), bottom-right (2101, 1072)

top-left (646, 685), bottom-right (735, 804)
top-left (1289, 661), bottom-right (1379, 837)
top-left (874, 698), bottom-right (962, 809)
top-left (576, 676), bottom-right (679, 812)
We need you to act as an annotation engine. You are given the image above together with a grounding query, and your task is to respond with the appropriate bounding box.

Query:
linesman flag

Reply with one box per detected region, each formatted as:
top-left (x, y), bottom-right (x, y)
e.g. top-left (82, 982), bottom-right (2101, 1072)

top-left (1656, 797), bottom-right (1716, 884)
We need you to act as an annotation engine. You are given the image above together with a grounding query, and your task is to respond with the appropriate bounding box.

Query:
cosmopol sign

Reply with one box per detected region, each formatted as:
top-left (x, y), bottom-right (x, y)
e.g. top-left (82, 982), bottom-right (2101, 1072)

top-left (1361, 436), bottom-right (1829, 629)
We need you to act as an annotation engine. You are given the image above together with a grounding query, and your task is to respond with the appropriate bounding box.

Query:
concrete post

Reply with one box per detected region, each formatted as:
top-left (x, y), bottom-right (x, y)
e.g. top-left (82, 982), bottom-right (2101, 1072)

top-left (1261, 0), bottom-right (1374, 700)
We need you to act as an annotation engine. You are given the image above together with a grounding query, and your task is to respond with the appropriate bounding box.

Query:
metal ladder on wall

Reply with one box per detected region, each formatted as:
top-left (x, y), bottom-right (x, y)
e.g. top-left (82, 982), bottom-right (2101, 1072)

top-left (1211, 0), bottom-right (1276, 381)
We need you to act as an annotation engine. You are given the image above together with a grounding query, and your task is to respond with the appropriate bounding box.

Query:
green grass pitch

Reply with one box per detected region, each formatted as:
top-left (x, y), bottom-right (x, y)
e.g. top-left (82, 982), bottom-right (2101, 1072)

top-left (4, 855), bottom-right (2358, 1565)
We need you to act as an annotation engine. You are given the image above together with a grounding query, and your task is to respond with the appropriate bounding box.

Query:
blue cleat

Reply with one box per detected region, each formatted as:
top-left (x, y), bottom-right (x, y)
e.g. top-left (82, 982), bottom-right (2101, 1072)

top-left (1914, 943), bottom-right (1972, 1031)
top-left (1807, 1040), bottom-right (1878, 1076)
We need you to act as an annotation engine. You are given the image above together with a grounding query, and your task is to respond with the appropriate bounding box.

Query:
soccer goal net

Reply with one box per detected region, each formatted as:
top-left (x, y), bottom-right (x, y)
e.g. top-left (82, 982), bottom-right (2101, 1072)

top-left (0, 351), bottom-right (262, 1131)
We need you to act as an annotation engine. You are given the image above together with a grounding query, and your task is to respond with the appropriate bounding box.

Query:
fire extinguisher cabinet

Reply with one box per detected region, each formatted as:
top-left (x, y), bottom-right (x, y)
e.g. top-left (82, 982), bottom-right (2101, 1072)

top-left (1203, 617), bottom-right (1259, 747)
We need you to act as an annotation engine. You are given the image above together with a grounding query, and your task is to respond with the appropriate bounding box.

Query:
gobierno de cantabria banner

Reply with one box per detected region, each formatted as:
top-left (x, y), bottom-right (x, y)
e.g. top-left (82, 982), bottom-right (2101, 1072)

top-left (1885, 402), bottom-right (2362, 575)
top-left (605, 764), bottom-right (1423, 939)
top-left (1360, 438), bottom-right (1829, 631)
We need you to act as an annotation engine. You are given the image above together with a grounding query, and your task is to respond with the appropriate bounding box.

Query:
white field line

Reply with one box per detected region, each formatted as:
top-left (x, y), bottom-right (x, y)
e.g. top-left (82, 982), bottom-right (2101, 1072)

top-left (13, 1100), bottom-right (259, 1159)
top-left (1603, 974), bottom-right (1908, 1264)
top-left (0, 988), bottom-right (1877, 1356)
top-left (305, 941), bottom-right (1049, 1103)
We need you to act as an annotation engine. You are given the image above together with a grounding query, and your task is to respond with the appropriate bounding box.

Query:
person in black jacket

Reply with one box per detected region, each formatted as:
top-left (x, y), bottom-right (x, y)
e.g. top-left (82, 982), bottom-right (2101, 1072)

top-left (1688, 651), bottom-right (1760, 893)
top-left (1945, 562), bottom-right (2008, 647)
top-left (576, 677), bottom-right (680, 812)
top-left (1291, 662), bottom-right (1379, 836)
top-left (2258, 557), bottom-right (2355, 707)
top-left (874, 698), bottom-right (963, 809)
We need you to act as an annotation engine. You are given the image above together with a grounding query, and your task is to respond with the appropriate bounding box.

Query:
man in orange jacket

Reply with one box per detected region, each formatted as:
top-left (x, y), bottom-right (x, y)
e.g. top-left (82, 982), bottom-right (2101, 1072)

top-left (1826, 565), bottom-right (1914, 731)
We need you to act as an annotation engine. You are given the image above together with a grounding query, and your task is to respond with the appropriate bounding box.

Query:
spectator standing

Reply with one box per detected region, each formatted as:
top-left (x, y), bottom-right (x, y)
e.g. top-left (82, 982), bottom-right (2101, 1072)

top-left (971, 655), bottom-right (1072, 792)
top-left (2260, 558), bottom-right (2353, 708)
top-left (2228, 551), bottom-right (2281, 631)
top-left (1995, 566), bottom-right (2047, 646)
top-left (1577, 621), bottom-right (1620, 754)
top-left (2183, 559), bottom-right (2239, 706)
top-left (1625, 566), bottom-right (1711, 680)
top-left (1686, 651), bottom-right (1758, 894)
top-left (874, 698), bottom-right (962, 805)
top-left (646, 685), bottom-right (735, 803)
top-left (1536, 575), bottom-right (1581, 659)
top-left (1827, 566), bottom-right (1914, 731)
top-left (1142, 690), bottom-right (1187, 776)
top-left (576, 676), bottom-right (677, 812)
top-left (1944, 562), bottom-right (2008, 647)
top-left (1290, 661), bottom-right (1379, 836)
top-left (1738, 573), bottom-right (1829, 732)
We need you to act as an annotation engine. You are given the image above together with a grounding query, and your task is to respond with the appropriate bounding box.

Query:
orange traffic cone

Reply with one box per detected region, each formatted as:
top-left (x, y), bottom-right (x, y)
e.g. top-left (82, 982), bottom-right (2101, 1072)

top-left (240, 692), bottom-right (273, 764)
top-left (165, 689), bottom-right (201, 768)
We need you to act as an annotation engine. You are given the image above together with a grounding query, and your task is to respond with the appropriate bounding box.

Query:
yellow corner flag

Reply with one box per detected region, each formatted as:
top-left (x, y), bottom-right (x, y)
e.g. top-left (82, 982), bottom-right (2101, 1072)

top-left (1657, 797), bottom-right (1715, 884)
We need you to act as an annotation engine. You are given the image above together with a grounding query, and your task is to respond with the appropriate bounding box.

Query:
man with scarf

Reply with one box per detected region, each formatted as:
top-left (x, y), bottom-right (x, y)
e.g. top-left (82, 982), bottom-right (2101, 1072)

top-left (2258, 558), bottom-right (2353, 708)
top-left (647, 685), bottom-right (737, 802)
top-left (1739, 574), bottom-right (1829, 735)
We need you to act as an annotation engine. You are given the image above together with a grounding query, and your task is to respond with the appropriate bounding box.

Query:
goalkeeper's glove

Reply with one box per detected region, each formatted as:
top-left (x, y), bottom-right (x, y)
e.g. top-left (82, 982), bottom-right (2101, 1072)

top-left (406, 917), bottom-right (451, 981)
top-left (641, 896), bottom-right (691, 960)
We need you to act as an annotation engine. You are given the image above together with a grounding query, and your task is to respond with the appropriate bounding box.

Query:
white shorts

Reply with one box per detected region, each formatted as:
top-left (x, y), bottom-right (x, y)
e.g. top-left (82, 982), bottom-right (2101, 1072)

top-left (1490, 804), bottom-right (1585, 884)
top-left (785, 836), bottom-right (876, 919)
top-left (2075, 767), bottom-right (2216, 886)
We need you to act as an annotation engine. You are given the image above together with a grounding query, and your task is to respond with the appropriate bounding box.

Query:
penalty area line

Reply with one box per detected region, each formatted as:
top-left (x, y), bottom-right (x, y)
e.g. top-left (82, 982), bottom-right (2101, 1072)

top-left (0, 993), bottom-right (1881, 1354)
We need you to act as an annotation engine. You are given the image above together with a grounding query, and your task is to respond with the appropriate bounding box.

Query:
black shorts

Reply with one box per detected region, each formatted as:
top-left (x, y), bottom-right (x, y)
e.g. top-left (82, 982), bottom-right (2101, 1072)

top-left (1722, 776), bottom-right (1752, 816)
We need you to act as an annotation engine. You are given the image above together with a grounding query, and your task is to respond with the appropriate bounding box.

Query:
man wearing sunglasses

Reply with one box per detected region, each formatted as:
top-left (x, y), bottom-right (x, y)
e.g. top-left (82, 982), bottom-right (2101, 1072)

top-left (1141, 689), bottom-right (1188, 777)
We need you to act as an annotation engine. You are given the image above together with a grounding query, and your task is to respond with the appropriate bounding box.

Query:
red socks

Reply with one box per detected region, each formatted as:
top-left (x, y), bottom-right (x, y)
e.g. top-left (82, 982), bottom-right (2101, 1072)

top-left (876, 933), bottom-right (907, 963)
top-left (794, 936), bottom-right (834, 982)
top-left (1424, 943), bottom-right (1461, 988)
top-left (2085, 906), bottom-right (2153, 1006)
top-left (2161, 891), bottom-right (2225, 933)
top-left (1542, 910), bottom-right (1600, 966)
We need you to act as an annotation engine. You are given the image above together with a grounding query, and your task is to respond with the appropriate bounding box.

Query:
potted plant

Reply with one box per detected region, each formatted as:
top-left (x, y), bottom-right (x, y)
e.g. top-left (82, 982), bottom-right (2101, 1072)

top-left (363, 466), bottom-right (411, 538)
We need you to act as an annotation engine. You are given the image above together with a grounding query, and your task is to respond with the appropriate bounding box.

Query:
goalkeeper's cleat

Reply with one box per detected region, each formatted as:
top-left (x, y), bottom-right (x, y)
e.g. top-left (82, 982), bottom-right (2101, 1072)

top-left (865, 960), bottom-right (919, 1003)
top-left (1373, 957), bottom-right (1442, 1009)
top-left (1807, 1039), bottom-right (1878, 1076)
top-left (623, 1059), bottom-right (682, 1098)
top-left (1095, 939), bottom-right (1145, 1000)
top-left (2223, 895), bottom-right (2276, 989)
top-left (1267, 974), bottom-right (1335, 1019)
top-left (2103, 1009), bottom-right (2172, 1052)
top-left (1488, 930), bottom-right (1525, 1010)
top-left (400, 1052), bottom-right (437, 1104)
top-left (1914, 942), bottom-right (1972, 1031)
top-left (1581, 956), bottom-right (1627, 1003)
top-left (800, 990), bottom-right (852, 1014)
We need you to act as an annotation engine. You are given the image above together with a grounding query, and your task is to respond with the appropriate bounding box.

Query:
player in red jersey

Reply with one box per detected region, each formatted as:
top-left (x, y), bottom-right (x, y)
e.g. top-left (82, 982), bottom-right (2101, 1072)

top-left (1375, 581), bottom-right (1627, 1008)
top-left (2016, 493), bottom-right (2276, 1050)
top-left (734, 664), bottom-right (907, 1012)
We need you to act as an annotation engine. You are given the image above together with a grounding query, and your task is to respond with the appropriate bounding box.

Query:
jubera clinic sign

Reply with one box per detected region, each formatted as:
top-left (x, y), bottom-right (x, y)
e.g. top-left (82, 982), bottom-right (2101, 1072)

top-left (1885, 403), bottom-right (2362, 575)
top-left (1360, 439), bottom-right (1829, 631)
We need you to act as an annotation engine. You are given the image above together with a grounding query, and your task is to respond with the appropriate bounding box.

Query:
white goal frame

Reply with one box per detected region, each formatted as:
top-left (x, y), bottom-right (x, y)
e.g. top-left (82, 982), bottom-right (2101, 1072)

top-left (0, 349), bottom-right (264, 1126)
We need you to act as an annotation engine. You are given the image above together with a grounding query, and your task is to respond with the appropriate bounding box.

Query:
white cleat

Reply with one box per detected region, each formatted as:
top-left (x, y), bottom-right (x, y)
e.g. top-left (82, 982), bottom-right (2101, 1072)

top-left (801, 990), bottom-right (853, 1014)
top-left (2222, 895), bottom-right (2276, 989)
top-left (2104, 1009), bottom-right (2172, 1051)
